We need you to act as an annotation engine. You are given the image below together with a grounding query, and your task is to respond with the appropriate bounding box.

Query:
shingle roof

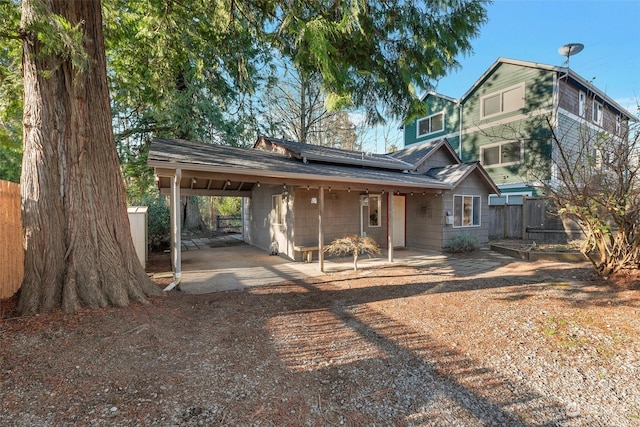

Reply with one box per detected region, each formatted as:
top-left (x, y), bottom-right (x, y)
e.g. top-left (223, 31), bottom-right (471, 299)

top-left (149, 137), bottom-right (451, 189)
top-left (389, 138), bottom-right (460, 166)
top-left (426, 161), bottom-right (500, 194)
top-left (149, 137), bottom-right (500, 194)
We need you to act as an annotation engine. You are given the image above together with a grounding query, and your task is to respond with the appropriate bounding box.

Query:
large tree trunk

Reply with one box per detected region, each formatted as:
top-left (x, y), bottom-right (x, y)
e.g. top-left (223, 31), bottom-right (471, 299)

top-left (181, 196), bottom-right (207, 231)
top-left (19, 0), bottom-right (162, 314)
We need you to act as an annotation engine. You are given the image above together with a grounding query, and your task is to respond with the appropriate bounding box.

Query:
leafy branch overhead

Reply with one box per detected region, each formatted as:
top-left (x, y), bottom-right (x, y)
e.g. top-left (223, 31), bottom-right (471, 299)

top-left (273, 1), bottom-right (489, 123)
top-left (23, 0), bottom-right (89, 73)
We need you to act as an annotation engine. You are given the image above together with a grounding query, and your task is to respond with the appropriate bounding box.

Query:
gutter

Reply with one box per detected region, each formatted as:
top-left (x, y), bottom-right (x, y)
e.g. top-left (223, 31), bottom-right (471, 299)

top-left (148, 159), bottom-right (453, 190)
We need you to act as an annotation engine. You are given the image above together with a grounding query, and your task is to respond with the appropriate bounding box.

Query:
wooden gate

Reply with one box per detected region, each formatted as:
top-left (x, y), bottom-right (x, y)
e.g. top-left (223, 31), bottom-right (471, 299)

top-left (489, 196), bottom-right (584, 242)
top-left (1, 180), bottom-right (23, 299)
top-left (488, 204), bottom-right (523, 239)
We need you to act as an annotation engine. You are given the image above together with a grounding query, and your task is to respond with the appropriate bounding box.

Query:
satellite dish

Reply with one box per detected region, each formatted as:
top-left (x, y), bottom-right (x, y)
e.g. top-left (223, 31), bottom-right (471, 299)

top-left (558, 43), bottom-right (584, 57)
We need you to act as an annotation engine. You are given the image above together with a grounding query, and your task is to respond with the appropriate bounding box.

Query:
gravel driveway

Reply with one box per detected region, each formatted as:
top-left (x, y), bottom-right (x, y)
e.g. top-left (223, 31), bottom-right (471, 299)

top-left (1, 256), bottom-right (639, 426)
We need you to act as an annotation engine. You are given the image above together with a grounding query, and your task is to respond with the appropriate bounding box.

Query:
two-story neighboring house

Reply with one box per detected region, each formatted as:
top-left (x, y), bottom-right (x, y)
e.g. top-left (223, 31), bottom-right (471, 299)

top-left (404, 58), bottom-right (637, 206)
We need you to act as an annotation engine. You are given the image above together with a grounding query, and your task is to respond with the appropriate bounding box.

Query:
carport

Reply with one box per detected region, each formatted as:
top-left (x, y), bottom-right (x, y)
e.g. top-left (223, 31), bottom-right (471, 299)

top-left (148, 136), bottom-right (499, 285)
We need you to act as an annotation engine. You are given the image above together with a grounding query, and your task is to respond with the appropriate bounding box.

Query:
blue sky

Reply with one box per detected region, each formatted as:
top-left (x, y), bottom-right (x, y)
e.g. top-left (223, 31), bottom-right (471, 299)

top-left (361, 0), bottom-right (640, 152)
top-left (366, 0), bottom-right (640, 152)
top-left (435, 0), bottom-right (640, 113)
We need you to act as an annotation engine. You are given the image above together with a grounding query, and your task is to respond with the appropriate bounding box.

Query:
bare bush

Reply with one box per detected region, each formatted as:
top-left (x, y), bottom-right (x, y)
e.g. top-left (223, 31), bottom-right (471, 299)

top-left (324, 235), bottom-right (381, 271)
top-left (537, 115), bottom-right (640, 277)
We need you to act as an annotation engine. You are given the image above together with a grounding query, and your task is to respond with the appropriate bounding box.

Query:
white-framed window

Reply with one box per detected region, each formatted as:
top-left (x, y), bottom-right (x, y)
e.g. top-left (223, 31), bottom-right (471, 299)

top-left (367, 195), bottom-right (382, 227)
top-left (272, 194), bottom-right (284, 224)
top-left (453, 195), bottom-right (481, 227)
top-left (480, 140), bottom-right (523, 167)
top-left (616, 115), bottom-right (622, 135)
top-left (417, 111), bottom-right (444, 137)
top-left (480, 83), bottom-right (525, 119)
top-left (592, 100), bottom-right (603, 125)
top-left (578, 91), bottom-right (586, 117)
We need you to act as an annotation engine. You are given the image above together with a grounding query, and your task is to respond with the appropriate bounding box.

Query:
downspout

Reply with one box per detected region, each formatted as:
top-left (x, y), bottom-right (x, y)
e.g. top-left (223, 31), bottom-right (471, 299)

top-left (318, 185), bottom-right (324, 272)
top-left (551, 72), bottom-right (560, 182)
top-left (170, 168), bottom-right (182, 285)
top-left (458, 100), bottom-right (463, 160)
top-left (388, 192), bottom-right (394, 262)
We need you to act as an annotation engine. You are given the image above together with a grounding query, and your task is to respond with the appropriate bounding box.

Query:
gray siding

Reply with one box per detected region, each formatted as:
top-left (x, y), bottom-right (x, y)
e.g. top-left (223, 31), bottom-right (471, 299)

top-left (415, 149), bottom-right (458, 174)
top-left (405, 193), bottom-right (445, 250)
top-left (245, 184), bottom-right (292, 257)
top-left (558, 79), bottom-right (630, 137)
top-left (292, 188), bottom-right (388, 261)
top-left (442, 173), bottom-right (491, 247)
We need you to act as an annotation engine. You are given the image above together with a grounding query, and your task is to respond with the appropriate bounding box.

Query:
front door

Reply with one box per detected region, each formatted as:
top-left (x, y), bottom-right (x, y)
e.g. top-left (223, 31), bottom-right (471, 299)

top-left (392, 195), bottom-right (405, 247)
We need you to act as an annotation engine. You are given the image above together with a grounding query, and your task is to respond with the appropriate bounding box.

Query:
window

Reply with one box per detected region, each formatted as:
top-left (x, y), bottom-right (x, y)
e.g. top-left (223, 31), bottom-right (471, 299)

top-left (488, 192), bottom-right (531, 206)
top-left (480, 141), bottom-right (522, 167)
top-left (454, 195), bottom-right (480, 227)
top-left (616, 116), bottom-right (621, 135)
top-left (367, 195), bottom-right (381, 227)
top-left (272, 194), bottom-right (284, 224)
top-left (592, 101), bottom-right (603, 125)
top-left (578, 91), bottom-right (586, 117)
top-left (480, 83), bottom-right (525, 118)
top-left (417, 111), bottom-right (444, 137)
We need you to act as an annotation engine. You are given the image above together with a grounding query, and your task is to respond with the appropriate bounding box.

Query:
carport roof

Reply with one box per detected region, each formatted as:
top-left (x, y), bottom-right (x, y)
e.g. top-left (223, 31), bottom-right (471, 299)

top-left (148, 137), bottom-right (499, 196)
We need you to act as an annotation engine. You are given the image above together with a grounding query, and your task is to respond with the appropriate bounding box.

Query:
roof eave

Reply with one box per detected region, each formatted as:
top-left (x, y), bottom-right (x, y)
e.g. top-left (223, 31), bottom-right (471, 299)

top-left (148, 159), bottom-right (452, 190)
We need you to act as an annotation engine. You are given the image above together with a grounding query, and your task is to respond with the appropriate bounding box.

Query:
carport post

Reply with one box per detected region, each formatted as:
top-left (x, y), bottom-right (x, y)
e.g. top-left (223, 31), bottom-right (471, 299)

top-left (170, 168), bottom-right (182, 281)
top-left (388, 191), bottom-right (394, 262)
top-left (318, 185), bottom-right (324, 272)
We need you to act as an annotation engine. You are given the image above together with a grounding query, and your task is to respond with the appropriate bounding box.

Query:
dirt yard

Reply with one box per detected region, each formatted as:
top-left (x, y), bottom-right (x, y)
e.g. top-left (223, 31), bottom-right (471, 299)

top-left (1, 254), bottom-right (639, 426)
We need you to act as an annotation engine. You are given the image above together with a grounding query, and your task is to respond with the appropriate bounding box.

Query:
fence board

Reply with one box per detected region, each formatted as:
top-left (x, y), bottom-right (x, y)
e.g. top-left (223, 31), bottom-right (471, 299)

top-left (489, 196), bottom-right (584, 243)
top-left (1, 180), bottom-right (23, 299)
top-left (488, 205), bottom-right (522, 239)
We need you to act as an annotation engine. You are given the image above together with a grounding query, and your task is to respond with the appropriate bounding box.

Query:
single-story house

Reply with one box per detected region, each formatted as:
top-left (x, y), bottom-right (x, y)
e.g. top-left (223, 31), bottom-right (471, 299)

top-left (148, 136), bottom-right (500, 279)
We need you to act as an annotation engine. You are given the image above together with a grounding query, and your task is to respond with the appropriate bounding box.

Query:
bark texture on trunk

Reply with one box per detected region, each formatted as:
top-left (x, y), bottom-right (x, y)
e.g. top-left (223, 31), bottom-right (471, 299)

top-left (182, 196), bottom-right (207, 231)
top-left (19, 0), bottom-right (162, 314)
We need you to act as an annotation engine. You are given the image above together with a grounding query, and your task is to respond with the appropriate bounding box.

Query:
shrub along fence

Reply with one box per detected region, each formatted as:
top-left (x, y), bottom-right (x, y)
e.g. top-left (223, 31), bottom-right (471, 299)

top-left (1, 180), bottom-right (23, 299)
top-left (489, 196), bottom-right (584, 243)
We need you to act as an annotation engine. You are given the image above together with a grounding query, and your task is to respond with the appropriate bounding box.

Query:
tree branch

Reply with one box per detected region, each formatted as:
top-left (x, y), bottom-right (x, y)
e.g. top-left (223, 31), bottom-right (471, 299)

top-left (0, 31), bottom-right (24, 41)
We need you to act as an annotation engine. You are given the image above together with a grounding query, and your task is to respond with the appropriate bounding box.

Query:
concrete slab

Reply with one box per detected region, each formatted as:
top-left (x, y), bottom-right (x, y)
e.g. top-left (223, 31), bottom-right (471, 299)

top-left (178, 245), bottom-right (325, 294)
top-left (173, 243), bottom-right (514, 295)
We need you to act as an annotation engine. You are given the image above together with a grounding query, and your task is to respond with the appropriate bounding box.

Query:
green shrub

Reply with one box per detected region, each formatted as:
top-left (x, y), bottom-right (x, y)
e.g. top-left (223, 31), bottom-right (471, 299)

top-left (444, 234), bottom-right (479, 253)
top-left (142, 194), bottom-right (170, 251)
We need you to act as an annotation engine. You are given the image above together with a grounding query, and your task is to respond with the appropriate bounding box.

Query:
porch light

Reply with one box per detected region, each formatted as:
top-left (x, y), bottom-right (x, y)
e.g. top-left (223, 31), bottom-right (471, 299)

top-left (226, 180), bottom-right (231, 186)
top-left (256, 182), bottom-right (261, 187)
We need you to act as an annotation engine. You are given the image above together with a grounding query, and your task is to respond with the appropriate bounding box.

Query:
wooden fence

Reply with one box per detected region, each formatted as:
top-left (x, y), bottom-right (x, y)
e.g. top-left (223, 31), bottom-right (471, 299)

top-left (1, 180), bottom-right (23, 299)
top-left (489, 196), bottom-right (584, 243)
top-left (215, 215), bottom-right (242, 233)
